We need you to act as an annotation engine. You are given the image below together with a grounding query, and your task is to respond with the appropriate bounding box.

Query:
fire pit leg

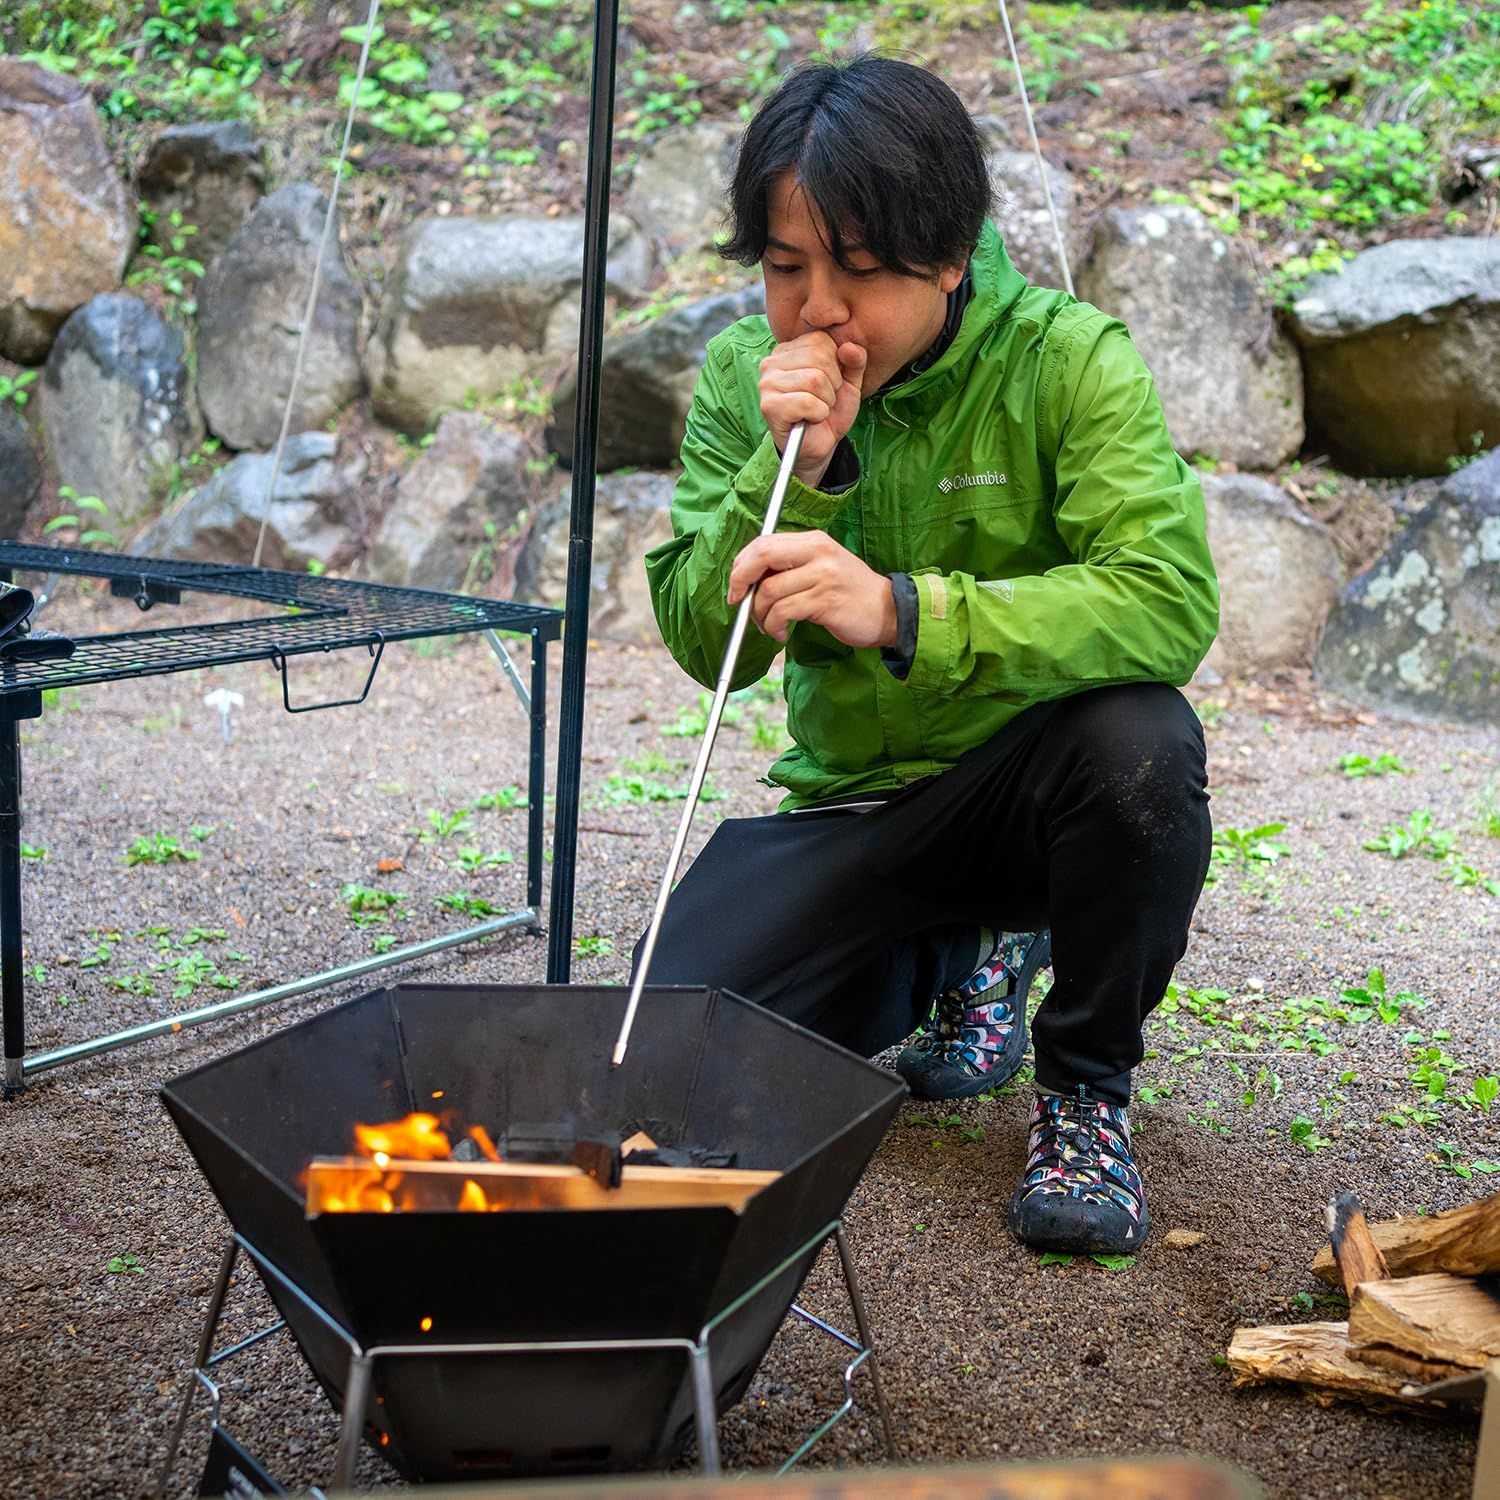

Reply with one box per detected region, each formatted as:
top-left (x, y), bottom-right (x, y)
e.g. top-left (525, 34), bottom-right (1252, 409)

top-left (834, 1225), bottom-right (897, 1460)
top-left (156, 1237), bottom-right (238, 1498)
top-left (688, 1342), bottom-right (722, 1475)
top-left (332, 1351), bottom-right (374, 1491)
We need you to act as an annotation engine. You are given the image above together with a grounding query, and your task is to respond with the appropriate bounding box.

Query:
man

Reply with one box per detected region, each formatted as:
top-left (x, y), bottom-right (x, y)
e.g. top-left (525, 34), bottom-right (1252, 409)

top-left (638, 54), bottom-right (1217, 1255)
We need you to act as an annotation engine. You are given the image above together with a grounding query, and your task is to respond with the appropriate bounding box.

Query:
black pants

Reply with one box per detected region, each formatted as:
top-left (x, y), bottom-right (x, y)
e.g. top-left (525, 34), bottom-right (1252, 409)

top-left (633, 682), bottom-right (1211, 1104)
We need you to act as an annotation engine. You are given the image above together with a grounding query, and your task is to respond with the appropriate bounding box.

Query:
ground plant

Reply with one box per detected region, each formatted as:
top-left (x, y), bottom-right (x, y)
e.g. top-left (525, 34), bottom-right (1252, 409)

top-left (1200, 0), bottom-right (1500, 286)
top-left (125, 830), bottom-right (201, 864)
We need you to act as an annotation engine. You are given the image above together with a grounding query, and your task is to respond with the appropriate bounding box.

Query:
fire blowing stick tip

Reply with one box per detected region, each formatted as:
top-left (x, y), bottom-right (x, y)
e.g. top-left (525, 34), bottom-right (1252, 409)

top-left (610, 424), bottom-right (806, 1068)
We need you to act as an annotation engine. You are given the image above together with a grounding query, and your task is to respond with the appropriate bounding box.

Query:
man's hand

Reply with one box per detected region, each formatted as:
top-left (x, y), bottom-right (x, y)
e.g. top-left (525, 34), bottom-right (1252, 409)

top-left (728, 531), bottom-right (897, 649)
top-left (758, 333), bottom-right (868, 489)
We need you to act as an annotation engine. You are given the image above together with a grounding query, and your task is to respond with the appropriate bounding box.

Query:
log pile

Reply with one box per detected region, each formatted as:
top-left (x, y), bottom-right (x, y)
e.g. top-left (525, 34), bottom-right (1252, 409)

top-left (1228, 1189), bottom-right (1500, 1414)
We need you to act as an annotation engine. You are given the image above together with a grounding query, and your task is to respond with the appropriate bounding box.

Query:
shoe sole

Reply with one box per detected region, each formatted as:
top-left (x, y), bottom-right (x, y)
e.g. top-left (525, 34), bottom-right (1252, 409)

top-left (895, 929), bottom-right (1053, 1100)
top-left (1007, 1191), bottom-right (1150, 1255)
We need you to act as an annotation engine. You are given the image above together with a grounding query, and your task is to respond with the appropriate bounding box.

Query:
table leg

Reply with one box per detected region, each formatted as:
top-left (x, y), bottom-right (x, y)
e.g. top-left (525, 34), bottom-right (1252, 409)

top-left (528, 630), bottom-right (548, 932)
top-left (1, 716), bottom-right (24, 1097)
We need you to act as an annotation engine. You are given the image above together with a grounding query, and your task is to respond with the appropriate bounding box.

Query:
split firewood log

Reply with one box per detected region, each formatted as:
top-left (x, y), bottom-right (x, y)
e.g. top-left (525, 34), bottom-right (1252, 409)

top-left (1328, 1190), bottom-right (1391, 1299)
top-left (1313, 1192), bottom-right (1500, 1284)
top-left (1348, 1272), bottom-right (1500, 1379)
top-left (1227, 1321), bottom-right (1447, 1414)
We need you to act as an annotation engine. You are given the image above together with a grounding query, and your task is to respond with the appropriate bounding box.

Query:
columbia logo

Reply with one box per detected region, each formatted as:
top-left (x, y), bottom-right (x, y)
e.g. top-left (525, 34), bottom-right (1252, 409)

top-left (938, 471), bottom-right (1007, 494)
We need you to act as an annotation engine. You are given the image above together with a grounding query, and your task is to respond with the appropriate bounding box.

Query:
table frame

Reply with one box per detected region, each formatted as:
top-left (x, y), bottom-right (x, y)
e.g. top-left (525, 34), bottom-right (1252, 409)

top-left (0, 542), bottom-right (567, 1095)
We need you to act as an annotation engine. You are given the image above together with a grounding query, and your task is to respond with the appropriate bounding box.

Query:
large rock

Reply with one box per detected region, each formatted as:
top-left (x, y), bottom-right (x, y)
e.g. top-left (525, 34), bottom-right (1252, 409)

top-left (547, 284), bottom-right (765, 471)
top-left (0, 62), bottom-right (137, 363)
top-left (196, 184), bottom-right (364, 450)
top-left (1289, 238), bottom-right (1500, 477)
top-left (0, 404), bottom-right (42, 535)
top-left (139, 431), bottom-right (364, 571)
top-left (528, 469), bottom-right (675, 644)
top-left (1076, 205), bottom-right (1304, 470)
top-left (1316, 447), bottom-right (1500, 723)
top-left (1200, 473), bottom-right (1342, 674)
top-left (41, 294), bottom-right (200, 520)
top-left (978, 130), bottom-right (1082, 289)
top-left (366, 412), bottom-right (539, 595)
top-left (625, 119), bottom-right (740, 257)
top-left (136, 120), bottom-right (266, 268)
top-left (365, 214), bottom-right (653, 435)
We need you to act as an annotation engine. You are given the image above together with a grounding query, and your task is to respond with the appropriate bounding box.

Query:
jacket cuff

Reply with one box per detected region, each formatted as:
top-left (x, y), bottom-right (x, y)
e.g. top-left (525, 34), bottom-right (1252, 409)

top-left (905, 572), bottom-right (955, 692)
top-left (880, 572), bottom-right (917, 679)
top-left (733, 432), bottom-right (854, 528)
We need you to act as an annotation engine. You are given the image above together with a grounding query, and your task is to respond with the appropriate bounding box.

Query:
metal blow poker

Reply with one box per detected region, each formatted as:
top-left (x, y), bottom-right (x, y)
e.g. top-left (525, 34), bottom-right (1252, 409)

top-left (612, 422), bottom-right (806, 1067)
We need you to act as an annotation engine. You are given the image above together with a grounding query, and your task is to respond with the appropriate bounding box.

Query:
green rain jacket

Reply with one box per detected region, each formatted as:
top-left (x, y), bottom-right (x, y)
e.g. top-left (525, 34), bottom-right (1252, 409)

top-left (645, 221), bottom-right (1219, 810)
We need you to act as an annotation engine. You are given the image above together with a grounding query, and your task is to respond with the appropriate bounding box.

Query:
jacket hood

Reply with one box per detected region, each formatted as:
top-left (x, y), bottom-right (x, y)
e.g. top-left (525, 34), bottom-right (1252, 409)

top-left (880, 220), bottom-right (1031, 420)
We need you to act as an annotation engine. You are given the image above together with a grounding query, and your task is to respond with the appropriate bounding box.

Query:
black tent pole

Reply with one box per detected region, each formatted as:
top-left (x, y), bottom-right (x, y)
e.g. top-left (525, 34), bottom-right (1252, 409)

top-left (546, 0), bottom-right (620, 982)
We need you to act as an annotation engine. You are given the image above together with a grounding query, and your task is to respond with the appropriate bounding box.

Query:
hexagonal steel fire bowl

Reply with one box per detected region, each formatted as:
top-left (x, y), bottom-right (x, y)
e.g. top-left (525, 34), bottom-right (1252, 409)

top-left (158, 983), bottom-right (907, 1490)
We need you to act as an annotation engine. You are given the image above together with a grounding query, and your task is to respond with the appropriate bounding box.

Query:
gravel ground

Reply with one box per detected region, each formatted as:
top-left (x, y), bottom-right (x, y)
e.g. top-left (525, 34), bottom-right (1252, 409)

top-left (2, 584), bottom-right (1496, 1498)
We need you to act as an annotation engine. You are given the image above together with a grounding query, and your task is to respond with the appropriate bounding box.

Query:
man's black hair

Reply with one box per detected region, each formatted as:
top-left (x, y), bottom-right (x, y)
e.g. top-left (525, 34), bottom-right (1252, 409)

top-left (720, 54), bottom-right (993, 279)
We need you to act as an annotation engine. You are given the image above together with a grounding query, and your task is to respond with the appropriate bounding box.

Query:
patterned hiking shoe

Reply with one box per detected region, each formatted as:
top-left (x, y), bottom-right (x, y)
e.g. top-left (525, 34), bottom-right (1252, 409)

top-left (894, 930), bottom-right (1051, 1100)
top-left (1007, 1087), bottom-right (1149, 1255)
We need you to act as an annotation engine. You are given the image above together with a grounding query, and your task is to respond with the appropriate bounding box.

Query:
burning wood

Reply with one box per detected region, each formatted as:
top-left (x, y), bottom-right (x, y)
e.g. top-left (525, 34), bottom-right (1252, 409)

top-left (305, 1156), bottom-right (780, 1215)
top-left (307, 1111), bottom-right (774, 1216)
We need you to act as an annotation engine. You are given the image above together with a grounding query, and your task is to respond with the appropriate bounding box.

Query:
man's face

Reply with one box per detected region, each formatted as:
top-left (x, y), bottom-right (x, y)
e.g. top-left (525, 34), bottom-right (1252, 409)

top-left (762, 172), bottom-right (965, 395)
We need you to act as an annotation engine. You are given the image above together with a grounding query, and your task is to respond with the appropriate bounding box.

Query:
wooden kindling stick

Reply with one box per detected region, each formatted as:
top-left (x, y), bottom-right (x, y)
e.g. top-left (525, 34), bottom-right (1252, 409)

top-left (611, 423), bottom-right (805, 1067)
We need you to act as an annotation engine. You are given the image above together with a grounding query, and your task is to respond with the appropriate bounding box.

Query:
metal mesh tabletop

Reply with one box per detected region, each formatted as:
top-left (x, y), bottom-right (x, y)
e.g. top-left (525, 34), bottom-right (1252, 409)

top-left (0, 542), bottom-right (563, 694)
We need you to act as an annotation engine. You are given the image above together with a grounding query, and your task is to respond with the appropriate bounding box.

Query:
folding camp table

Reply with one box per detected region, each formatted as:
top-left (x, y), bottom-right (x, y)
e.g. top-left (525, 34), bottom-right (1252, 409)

top-left (0, 540), bottom-right (565, 1094)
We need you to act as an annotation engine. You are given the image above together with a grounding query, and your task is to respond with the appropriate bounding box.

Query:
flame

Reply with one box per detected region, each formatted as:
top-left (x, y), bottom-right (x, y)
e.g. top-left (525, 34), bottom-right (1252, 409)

top-left (311, 1110), bottom-right (508, 1213)
top-left (307, 1161), bottom-right (506, 1214)
top-left (315, 1164), bottom-right (401, 1213)
top-left (353, 1113), bottom-right (451, 1161)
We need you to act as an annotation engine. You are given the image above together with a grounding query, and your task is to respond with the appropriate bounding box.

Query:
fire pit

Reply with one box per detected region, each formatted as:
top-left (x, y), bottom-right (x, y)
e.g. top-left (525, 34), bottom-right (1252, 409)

top-left (159, 981), bottom-right (906, 1489)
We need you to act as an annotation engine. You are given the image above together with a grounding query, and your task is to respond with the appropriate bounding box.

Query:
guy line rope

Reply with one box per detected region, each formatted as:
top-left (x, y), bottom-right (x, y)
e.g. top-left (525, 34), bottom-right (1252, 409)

top-left (251, 0), bottom-right (382, 568)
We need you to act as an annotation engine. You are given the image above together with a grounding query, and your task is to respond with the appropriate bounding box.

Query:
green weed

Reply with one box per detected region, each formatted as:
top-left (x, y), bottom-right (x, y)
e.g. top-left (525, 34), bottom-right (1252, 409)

top-left (43, 489), bottom-right (118, 550)
top-left (451, 845), bottom-right (514, 873)
top-left (662, 693), bottom-right (735, 738)
top-left (1479, 779), bottom-right (1500, 839)
top-left (1208, 822), bottom-right (1290, 881)
top-left (1337, 751), bottom-right (1410, 778)
top-left (601, 772), bottom-right (723, 806)
top-left (419, 807), bottom-right (476, 843)
top-left (125, 832), bottom-right (201, 865)
top-left (472, 786), bottom-right (528, 811)
top-left (1364, 808), bottom-right (1455, 859)
top-left (1435, 1143), bottom-right (1500, 1180)
top-left (0, 369), bottom-right (37, 409)
top-left (342, 883), bottom-right (406, 926)
top-left (1340, 967), bottom-right (1424, 1024)
top-left (1038, 1251), bottom-right (1136, 1271)
top-left (1288, 1116), bottom-right (1332, 1152)
top-left (434, 890), bottom-right (506, 919)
